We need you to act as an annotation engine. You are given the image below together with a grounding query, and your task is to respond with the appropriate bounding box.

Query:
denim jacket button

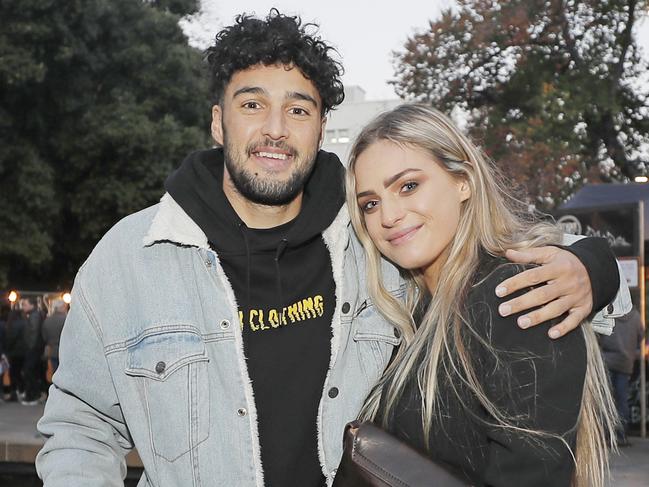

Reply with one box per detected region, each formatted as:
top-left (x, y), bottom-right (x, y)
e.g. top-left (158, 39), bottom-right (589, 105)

top-left (220, 319), bottom-right (230, 330)
top-left (155, 361), bottom-right (166, 374)
top-left (205, 259), bottom-right (213, 268)
top-left (237, 408), bottom-right (247, 417)
top-left (341, 302), bottom-right (351, 314)
top-left (606, 304), bottom-right (614, 314)
top-left (328, 387), bottom-right (339, 398)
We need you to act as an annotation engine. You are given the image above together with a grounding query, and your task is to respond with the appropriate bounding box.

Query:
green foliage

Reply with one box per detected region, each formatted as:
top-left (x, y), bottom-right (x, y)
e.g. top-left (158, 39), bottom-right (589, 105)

top-left (148, 0), bottom-right (200, 16)
top-left (0, 0), bottom-right (211, 289)
top-left (392, 0), bottom-right (649, 208)
top-left (0, 142), bottom-right (57, 287)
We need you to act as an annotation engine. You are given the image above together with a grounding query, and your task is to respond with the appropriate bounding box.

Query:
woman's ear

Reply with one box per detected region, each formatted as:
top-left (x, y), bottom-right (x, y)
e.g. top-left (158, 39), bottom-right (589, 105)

top-left (458, 179), bottom-right (471, 202)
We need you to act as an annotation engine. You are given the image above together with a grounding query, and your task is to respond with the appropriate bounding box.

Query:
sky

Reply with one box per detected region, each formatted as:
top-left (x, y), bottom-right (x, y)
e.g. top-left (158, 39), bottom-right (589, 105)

top-left (181, 0), bottom-right (649, 101)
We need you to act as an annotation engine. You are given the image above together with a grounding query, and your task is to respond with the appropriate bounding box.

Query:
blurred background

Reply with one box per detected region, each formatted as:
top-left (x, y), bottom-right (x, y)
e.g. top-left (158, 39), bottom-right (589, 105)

top-left (1, 0), bottom-right (648, 485)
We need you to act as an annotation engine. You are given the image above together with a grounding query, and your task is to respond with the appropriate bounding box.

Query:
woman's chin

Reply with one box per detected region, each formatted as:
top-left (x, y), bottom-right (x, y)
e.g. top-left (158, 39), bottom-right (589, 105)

top-left (386, 255), bottom-right (429, 273)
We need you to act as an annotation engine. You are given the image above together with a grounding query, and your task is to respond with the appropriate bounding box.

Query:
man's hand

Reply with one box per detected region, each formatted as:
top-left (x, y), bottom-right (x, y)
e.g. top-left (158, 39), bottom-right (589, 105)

top-left (495, 246), bottom-right (592, 339)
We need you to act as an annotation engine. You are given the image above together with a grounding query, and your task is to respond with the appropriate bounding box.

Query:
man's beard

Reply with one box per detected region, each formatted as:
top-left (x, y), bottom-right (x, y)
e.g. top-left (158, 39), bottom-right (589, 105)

top-left (223, 134), bottom-right (318, 206)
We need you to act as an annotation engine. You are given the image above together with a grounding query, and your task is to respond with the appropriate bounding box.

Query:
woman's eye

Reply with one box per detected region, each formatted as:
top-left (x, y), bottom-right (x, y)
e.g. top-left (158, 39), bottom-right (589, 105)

top-left (401, 181), bottom-right (418, 193)
top-left (360, 200), bottom-right (378, 213)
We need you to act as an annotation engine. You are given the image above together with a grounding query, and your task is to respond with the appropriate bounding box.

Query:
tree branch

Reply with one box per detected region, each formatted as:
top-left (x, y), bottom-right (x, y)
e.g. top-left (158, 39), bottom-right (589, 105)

top-left (612, 0), bottom-right (637, 85)
top-left (557, 0), bottom-right (582, 68)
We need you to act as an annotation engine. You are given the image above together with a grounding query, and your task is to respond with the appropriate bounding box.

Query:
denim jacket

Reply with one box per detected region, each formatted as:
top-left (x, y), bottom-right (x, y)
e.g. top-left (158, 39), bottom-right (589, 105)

top-left (36, 193), bottom-right (403, 487)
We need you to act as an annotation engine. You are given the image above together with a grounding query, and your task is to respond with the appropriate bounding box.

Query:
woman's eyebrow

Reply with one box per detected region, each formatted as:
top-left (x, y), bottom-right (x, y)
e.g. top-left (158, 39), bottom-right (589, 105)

top-left (383, 168), bottom-right (422, 188)
top-left (356, 168), bottom-right (422, 199)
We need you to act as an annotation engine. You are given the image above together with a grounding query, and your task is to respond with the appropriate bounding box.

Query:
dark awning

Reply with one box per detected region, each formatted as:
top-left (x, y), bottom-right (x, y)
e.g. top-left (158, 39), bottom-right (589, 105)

top-left (560, 183), bottom-right (649, 238)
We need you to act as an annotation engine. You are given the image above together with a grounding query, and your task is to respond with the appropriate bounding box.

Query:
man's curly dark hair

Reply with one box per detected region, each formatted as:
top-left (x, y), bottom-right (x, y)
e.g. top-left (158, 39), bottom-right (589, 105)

top-left (205, 9), bottom-right (345, 115)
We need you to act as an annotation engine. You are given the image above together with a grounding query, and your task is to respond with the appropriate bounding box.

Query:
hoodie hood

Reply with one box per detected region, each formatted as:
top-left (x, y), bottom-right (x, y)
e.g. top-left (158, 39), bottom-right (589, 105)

top-left (164, 148), bottom-right (345, 256)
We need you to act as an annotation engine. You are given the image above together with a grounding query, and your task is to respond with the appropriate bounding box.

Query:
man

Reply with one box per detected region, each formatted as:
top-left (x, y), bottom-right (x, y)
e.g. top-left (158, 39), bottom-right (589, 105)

top-left (20, 296), bottom-right (44, 406)
top-left (37, 10), bottom-right (626, 486)
top-left (42, 299), bottom-right (67, 374)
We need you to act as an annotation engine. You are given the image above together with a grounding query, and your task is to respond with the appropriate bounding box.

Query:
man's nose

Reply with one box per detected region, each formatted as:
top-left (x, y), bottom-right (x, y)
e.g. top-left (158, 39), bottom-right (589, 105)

top-left (262, 108), bottom-right (289, 140)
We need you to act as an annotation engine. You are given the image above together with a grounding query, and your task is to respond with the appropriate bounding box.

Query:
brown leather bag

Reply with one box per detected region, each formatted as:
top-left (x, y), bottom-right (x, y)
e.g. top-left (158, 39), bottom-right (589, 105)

top-left (332, 421), bottom-right (470, 487)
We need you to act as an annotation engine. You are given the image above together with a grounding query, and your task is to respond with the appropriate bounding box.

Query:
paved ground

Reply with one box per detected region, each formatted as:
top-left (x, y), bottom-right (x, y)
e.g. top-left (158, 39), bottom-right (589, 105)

top-left (1, 400), bottom-right (648, 485)
top-left (0, 402), bottom-right (44, 446)
top-left (0, 402), bottom-right (45, 464)
top-left (0, 399), bottom-right (142, 486)
top-left (606, 435), bottom-right (649, 487)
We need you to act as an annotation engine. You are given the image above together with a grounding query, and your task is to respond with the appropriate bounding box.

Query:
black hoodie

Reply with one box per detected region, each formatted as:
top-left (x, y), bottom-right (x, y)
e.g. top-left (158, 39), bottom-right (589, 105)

top-left (165, 148), bottom-right (345, 487)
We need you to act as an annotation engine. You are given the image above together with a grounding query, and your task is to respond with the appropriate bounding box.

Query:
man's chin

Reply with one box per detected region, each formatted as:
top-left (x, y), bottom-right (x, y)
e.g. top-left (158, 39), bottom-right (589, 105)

top-left (235, 182), bottom-right (302, 207)
top-left (224, 149), bottom-right (316, 207)
top-left (254, 190), bottom-right (302, 206)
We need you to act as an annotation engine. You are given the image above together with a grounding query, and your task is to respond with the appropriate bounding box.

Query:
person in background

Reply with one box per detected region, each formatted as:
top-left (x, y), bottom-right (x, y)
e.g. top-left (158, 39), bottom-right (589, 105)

top-left (599, 307), bottom-right (644, 446)
top-left (42, 300), bottom-right (67, 375)
top-left (20, 296), bottom-right (44, 406)
top-left (345, 104), bottom-right (618, 487)
top-left (0, 306), bottom-right (5, 355)
top-left (4, 308), bottom-right (27, 402)
top-left (0, 305), bottom-right (8, 400)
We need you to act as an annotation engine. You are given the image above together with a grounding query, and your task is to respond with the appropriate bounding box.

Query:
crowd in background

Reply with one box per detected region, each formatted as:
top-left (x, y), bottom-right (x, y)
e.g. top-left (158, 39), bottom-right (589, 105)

top-left (0, 296), bottom-right (67, 406)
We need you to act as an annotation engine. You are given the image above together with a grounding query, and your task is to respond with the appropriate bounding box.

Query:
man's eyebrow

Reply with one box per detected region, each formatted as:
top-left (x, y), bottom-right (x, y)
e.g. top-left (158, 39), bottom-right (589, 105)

top-left (356, 168), bottom-right (423, 199)
top-left (232, 86), bottom-right (267, 98)
top-left (286, 91), bottom-right (318, 107)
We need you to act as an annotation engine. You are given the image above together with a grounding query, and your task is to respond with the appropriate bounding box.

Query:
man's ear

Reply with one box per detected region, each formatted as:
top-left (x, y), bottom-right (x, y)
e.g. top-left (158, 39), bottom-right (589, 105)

top-left (318, 115), bottom-right (327, 149)
top-left (211, 104), bottom-right (224, 145)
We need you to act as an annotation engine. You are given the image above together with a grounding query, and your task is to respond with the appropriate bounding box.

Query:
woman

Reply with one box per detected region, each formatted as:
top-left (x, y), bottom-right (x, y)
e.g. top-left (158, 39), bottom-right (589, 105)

top-left (345, 104), bottom-right (617, 487)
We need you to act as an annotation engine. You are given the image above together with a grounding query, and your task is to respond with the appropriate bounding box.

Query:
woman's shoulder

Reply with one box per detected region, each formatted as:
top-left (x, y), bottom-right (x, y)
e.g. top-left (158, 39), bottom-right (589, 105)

top-left (466, 255), bottom-right (535, 320)
top-left (465, 254), bottom-right (585, 358)
top-left (471, 255), bottom-right (535, 293)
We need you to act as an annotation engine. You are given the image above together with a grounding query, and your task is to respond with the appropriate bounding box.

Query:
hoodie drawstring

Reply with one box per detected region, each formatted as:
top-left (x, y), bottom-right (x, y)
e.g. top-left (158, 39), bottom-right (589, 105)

top-left (235, 224), bottom-right (290, 320)
top-left (275, 238), bottom-right (289, 320)
top-left (238, 223), bottom-right (252, 311)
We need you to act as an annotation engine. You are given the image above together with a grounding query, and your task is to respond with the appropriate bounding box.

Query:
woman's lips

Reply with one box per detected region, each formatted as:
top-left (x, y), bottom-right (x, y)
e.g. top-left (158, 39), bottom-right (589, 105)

top-left (387, 224), bottom-right (423, 245)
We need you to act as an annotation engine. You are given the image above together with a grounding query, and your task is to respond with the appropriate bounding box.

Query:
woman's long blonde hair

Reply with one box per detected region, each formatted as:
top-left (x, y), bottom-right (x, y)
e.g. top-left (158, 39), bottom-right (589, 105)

top-left (346, 103), bottom-right (617, 487)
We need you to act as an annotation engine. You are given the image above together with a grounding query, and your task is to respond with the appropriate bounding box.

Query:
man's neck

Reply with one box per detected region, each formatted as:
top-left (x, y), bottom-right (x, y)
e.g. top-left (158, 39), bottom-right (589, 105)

top-left (222, 177), bottom-right (302, 229)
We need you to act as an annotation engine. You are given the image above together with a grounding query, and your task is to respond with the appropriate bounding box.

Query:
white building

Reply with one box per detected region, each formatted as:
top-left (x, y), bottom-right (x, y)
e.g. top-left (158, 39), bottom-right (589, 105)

top-left (321, 86), bottom-right (402, 164)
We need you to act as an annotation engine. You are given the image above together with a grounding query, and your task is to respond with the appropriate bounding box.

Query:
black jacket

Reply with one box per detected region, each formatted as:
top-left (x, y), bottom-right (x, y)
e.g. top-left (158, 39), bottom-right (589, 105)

top-left (386, 258), bottom-right (589, 487)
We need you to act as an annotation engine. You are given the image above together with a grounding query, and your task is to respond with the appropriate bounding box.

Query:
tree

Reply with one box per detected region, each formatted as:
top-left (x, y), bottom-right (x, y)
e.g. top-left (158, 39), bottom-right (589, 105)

top-left (392, 0), bottom-right (649, 208)
top-left (0, 0), bottom-right (211, 289)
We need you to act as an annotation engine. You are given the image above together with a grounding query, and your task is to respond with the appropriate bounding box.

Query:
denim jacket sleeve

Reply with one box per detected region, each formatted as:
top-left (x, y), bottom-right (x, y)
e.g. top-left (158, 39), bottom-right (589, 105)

top-left (561, 234), bottom-right (632, 335)
top-left (36, 273), bottom-right (133, 486)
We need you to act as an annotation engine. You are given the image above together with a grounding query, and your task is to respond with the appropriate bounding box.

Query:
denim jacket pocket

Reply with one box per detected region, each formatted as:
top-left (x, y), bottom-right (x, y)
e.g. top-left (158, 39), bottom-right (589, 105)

top-left (124, 329), bottom-right (210, 462)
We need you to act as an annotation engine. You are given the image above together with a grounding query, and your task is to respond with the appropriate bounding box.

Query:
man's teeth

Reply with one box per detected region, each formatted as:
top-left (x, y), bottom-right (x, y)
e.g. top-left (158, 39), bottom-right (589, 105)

top-left (256, 151), bottom-right (288, 160)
